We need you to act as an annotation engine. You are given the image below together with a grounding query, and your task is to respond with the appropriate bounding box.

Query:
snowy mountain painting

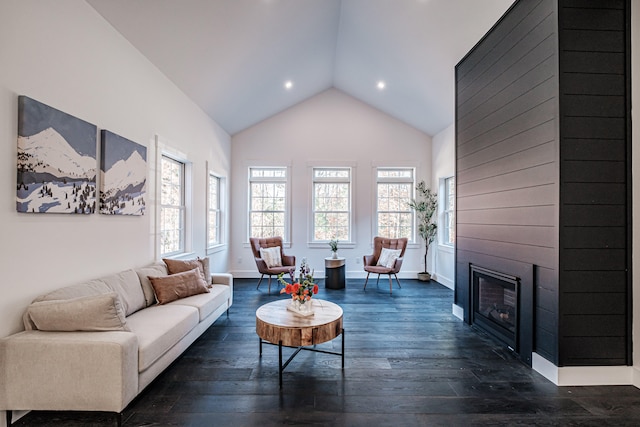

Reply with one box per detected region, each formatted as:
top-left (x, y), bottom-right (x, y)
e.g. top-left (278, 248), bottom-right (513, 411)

top-left (100, 130), bottom-right (147, 216)
top-left (16, 96), bottom-right (97, 214)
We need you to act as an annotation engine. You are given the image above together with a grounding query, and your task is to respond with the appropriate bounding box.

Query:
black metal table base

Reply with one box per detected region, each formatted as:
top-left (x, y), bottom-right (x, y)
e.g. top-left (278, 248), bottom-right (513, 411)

top-left (259, 328), bottom-right (345, 388)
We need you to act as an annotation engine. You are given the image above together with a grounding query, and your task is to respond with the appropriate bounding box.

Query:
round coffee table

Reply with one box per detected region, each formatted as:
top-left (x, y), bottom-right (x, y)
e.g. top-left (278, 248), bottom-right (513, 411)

top-left (256, 298), bottom-right (344, 388)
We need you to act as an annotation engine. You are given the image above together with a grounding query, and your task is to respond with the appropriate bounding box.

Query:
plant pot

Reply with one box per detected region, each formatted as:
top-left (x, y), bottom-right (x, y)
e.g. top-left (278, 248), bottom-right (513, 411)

top-left (417, 272), bottom-right (431, 282)
top-left (331, 251), bottom-right (338, 259)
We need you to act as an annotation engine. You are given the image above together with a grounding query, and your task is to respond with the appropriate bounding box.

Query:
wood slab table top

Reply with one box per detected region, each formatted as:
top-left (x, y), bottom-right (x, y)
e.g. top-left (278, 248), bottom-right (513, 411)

top-left (256, 299), bottom-right (343, 347)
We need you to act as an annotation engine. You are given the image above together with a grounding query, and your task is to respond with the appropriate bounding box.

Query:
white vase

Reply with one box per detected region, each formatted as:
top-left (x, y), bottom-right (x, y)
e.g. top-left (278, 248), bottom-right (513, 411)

top-left (288, 298), bottom-right (314, 316)
top-left (332, 252), bottom-right (338, 259)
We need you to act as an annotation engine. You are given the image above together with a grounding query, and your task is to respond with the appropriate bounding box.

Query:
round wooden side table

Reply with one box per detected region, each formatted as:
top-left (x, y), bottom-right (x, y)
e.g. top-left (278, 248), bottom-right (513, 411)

top-left (256, 298), bottom-right (344, 388)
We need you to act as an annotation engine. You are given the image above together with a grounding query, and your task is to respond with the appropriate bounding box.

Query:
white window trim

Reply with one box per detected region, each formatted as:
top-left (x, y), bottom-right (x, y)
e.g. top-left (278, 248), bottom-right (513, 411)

top-left (207, 163), bottom-right (226, 254)
top-left (440, 175), bottom-right (455, 248)
top-left (155, 135), bottom-right (193, 259)
top-left (308, 162), bottom-right (356, 247)
top-left (374, 166), bottom-right (415, 242)
top-left (245, 163), bottom-right (292, 246)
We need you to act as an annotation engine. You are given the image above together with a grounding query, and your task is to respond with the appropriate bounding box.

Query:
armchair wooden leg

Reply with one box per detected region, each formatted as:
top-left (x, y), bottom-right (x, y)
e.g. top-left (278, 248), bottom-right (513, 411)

top-left (394, 274), bottom-right (402, 288)
top-left (363, 272), bottom-right (370, 290)
top-left (268, 275), bottom-right (272, 294)
top-left (376, 274), bottom-right (380, 287)
top-left (388, 275), bottom-right (393, 294)
top-left (256, 274), bottom-right (265, 290)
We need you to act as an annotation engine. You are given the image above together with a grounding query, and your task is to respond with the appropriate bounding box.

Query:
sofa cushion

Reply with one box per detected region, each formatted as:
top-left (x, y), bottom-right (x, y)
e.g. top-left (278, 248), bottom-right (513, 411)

top-left (32, 281), bottom-right (112, 303)
top-left (87, 269), bottom-right (146, 316)
top-left (135, 263), bottom-right (168, 306)
top-left (163, 258), bottom-right (207, 281)
top-left (26, 281), bottom-right (114, 330)
top-left (198, 256), bottom-right (211, 284)
top-left (125, 304), bottom-right (199, 372)
top-left (26, 293), bottom-right (129, 332)
top-left (169, 284), bottom-right (230, 321)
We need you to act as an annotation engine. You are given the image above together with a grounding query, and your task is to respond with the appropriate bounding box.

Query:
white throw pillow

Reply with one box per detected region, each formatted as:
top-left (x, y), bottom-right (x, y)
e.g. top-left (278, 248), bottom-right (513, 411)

top-left (377, 247), bottom-right (402, 268)
top-left (260, 246), bottom-right (282, 268)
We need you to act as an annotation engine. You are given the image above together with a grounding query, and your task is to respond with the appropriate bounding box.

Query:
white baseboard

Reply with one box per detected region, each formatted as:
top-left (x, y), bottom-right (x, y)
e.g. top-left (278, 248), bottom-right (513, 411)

top-left (433, 273), bottom-right (453, 289)
top-left (230, 270), bottom-right (431, 280)
top-left (452, 303), bottom-right (463, 320)
top-left (532, 353), bottom-right (638, 387)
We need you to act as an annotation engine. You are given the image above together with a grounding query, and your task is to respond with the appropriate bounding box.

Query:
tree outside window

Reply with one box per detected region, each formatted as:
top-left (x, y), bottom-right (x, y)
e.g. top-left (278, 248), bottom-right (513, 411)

top-left (160, 155), bottom-right (185, 255)
top-left (249, 167), bottom-right (287, 239)
top-left (376, 168), bottom-right (414, 240)
top-left (313, 167), bottom-right (351, 241)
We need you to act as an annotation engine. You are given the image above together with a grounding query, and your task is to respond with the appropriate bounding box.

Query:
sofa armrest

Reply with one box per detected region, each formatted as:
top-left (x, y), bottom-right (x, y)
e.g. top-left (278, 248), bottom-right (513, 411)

top-left (0, 330), bottom-right (138, 413)
top-left (211, 273), bottom-right (233, 307)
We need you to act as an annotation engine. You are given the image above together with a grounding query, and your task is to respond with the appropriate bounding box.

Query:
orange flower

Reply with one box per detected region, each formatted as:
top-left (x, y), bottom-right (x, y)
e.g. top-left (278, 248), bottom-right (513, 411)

top-left (312, 284), bottom-right (319, 294)
top-left (292, 283), bottom-right (300, 293)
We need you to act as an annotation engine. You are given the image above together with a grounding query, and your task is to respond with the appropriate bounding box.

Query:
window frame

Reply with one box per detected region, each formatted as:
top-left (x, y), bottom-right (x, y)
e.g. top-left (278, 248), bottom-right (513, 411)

top-left (375, 167), bottom-right (415, 241)
top-left (207, 168), bottom-right (224, 252)
top-left (311, 166), bottom-right (353, 244)
top-left (247, 166), bottom-right (290, 242)
top-left (159, 153), bottom-right (187, 257)
top-left (441, 175), bottom-right (456, 247)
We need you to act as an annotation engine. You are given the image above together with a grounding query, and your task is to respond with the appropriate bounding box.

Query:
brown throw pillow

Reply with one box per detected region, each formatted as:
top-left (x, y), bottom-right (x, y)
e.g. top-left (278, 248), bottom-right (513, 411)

top-left (162, 258), bottom-right (207, 282)
top-left (149, 268), bottom-right (209, 305)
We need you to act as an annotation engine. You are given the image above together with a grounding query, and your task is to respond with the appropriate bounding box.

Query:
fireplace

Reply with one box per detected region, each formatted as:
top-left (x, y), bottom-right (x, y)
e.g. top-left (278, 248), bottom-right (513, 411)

top-left (470, 265), bottom-right (520, 352)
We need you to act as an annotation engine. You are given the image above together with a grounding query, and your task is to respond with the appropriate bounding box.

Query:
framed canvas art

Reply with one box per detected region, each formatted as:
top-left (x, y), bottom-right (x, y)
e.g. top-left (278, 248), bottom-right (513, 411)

top-left (16, 96), bottom-right (97, 214)
top-left (99, 130), bottom-right (147, 215)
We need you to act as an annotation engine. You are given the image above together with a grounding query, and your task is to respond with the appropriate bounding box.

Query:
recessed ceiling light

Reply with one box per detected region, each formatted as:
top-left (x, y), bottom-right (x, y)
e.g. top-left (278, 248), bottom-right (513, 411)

top-left (284, 80), bottom-right (293, 90)
top-left (377, 81), bottom-right (386, 90)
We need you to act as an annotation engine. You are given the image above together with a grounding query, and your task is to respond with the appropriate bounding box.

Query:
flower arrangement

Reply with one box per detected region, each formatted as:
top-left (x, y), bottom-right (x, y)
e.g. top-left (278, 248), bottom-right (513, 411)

top-left (278, 258), bottom-right (319, 304)
top-left (328, 239), bottom-right (339, 253)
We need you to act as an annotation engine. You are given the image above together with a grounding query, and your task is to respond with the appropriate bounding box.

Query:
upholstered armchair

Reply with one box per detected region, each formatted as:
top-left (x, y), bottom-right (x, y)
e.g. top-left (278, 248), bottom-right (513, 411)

top-left (363, 237), bottom-right (408, 294)
top-left (249, 237), bottom-right (296, 293)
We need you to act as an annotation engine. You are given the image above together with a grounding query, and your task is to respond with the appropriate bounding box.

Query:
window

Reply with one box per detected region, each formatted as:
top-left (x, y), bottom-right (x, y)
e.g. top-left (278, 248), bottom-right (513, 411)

top-left (208, 172), bottom-right (222, 248)
top-left (160, 155), bottom-right (185, 255)
top-left (313, 167), bottom-right (351, 241)
top-left (249, 167), bottom-right (287, 239)
top-left (443, 176), bottom-right (455, 245)
top-left (376, 168), bottom-right (414, 240)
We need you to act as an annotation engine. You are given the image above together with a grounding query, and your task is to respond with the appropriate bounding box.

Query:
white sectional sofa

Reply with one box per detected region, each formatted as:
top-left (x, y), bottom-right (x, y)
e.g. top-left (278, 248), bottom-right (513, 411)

top-left (0, 260), bottom-right (233, 426)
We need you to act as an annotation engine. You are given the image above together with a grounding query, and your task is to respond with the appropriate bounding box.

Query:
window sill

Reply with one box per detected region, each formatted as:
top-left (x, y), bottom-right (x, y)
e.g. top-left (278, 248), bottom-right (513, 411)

top-left (207, 244), bottom-right (226, 255)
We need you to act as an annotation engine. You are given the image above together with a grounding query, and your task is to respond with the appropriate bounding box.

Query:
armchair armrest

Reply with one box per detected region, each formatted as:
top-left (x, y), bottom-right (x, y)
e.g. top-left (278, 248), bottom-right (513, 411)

top-left (363, 255), bottom-right (375, 266)
top-left (282, 255), bottom-right (295, 267)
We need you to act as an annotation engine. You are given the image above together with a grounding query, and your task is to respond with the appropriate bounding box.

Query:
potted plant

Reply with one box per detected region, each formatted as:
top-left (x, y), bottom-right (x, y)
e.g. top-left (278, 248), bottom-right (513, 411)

top-left (328, 239), bottom-right (339, 259)
top-left (407, 180), bottom-right (437, 281)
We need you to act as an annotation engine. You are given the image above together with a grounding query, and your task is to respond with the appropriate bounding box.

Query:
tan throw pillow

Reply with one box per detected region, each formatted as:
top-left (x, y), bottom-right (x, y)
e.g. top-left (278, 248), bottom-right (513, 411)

top-left (149, 268), bottom-right (210, 305)
top-left (260, 246), bottom-right (282, 268)
top-left (377, 248), bottom-right (402, 268)
top-left (136, 263), bottom-right (168, 306)
top-left (197, 256), bottom-right (211, 285)
top-left (163, 258), bottom-right (207, 281)
top-left (26, 292), bottom-right (129, 332)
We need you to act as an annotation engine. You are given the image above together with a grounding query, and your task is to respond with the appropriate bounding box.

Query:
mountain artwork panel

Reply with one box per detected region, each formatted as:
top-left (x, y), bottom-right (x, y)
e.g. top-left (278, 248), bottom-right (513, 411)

top-left (16, 96), bottom-right (97, 214)
top-left (100, 130), bottom-right (147, 216)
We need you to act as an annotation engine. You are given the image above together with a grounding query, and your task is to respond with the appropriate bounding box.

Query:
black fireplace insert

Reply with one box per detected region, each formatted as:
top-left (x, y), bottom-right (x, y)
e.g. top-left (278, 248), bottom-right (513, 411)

top-left (470, 265), bottom-right (520, 352)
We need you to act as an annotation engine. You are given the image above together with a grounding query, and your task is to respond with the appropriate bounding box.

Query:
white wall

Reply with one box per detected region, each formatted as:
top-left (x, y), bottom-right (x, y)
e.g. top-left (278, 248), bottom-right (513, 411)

top-left (0, 1), bottom-right (231, 339)
top-left (431, 124), bottom-right (455, 289)
top-left (230, 88), bottom-right (431, 279)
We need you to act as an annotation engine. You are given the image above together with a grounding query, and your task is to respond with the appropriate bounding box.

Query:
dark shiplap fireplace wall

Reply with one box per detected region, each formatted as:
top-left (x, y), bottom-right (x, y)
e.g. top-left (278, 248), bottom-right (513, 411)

top-left (455, 0), bottom-right (631, 367)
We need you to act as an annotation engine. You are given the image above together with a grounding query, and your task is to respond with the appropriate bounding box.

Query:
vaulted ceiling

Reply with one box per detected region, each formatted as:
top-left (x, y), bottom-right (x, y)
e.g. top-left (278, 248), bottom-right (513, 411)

top-left (87, 0), bottom-right (514, 136)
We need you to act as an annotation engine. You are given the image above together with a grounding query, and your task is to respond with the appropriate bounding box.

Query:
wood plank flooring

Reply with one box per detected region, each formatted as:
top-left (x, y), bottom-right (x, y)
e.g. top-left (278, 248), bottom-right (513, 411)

top-left (14, 278), bottom-right (640, 426)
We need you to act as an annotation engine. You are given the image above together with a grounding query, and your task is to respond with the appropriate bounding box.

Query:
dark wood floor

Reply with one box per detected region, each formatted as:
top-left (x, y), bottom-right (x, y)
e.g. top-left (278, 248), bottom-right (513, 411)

top-left (14, 278), bottom-right (640, 426)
